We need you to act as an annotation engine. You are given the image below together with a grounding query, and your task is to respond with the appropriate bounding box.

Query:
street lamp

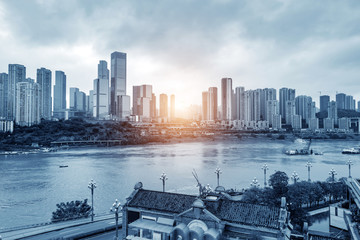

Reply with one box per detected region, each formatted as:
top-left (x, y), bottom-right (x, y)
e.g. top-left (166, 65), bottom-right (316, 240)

top-left (215, 167), bottom-right (222, 186)
top-left (329, 168), bottom-right (337, 183)
top-left (306, 161), bottom-right (312, 182)
top-left (160, 172), bottom-right (168, 192)
top-left (88, 179), bottom-right (96, 221)
top-left (291, 171), bottom-right (299, 184)
top-left (347, 160), bottom-right (353, 178)
top-left (110, 199), bottom-right (121, 240)
top-left (261, 164), bottom-right (269, 187)
top-left (250, 177), bottom-right (260, 188)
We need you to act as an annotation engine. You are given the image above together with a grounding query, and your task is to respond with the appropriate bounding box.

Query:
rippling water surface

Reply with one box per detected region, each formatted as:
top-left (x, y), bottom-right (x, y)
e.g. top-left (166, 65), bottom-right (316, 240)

top-left (1, 137), bottom-right (359, 228)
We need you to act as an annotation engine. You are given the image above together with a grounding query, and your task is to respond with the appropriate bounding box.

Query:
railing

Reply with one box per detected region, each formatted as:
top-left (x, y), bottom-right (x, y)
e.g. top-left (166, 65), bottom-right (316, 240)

top-left (0, 212), bottom-right (114, 233)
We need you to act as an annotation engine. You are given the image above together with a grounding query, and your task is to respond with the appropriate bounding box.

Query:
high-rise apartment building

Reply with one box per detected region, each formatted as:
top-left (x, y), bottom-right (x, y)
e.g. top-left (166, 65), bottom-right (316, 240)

top-left (260, 88), bottom-right (276, 121)
top-left (0, 73), bottom-right (8, 119)
top-left (295, 95), bottom-right (313, 122)
top-left (235, 87), bottom-right (245, 121)
top-left (110, 51), bottom-right (127, 116)
top-left (208, 87), bottom-right (218, 121)
top-left (37, 68), bottom-right (52, 120)
top-left (16, 81), bottom-right (41, 126)
top-left (170, 95), bottom-right (175, 120)
top-left (328, 100), bottom-right (338, 122)
top-left (279, 88), bottom-right (295, 121)
top-left (151, 93), bottom-right (156, 118)
top-left (285, 100), bottom-right (295, 125)
top-left (8, 64), bottom-right (26, 120)
top-left (160, 94), bottom-right (168, 118)
top-left (336, 93), bottom-right (346, 110)
top-left (53, 71), bottom-right (66, 119)
top-left (202, 91), bottom-right (208, 121)
top-left (93, 60), bottom-right (109, 119)
top-left (266, 100), bottom-right (279, 126)
top-left (221, 78), bottom-right (232, 121)
top-left (320, 95), bottom-right (330, 112)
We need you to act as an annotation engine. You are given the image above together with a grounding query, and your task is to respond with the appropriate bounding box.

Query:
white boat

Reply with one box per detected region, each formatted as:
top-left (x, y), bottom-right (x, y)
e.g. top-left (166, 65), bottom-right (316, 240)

top-left (342, 148), bottom-right (360, 154)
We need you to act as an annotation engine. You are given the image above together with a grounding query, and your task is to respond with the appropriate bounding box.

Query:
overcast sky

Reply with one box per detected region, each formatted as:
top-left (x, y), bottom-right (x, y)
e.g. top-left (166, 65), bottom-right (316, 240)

top-left (1, 0), bottom-right (360, 110)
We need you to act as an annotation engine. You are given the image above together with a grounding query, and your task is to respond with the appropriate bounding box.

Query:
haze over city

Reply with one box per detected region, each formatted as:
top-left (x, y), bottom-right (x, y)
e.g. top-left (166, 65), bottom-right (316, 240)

top-left (1, 0), bottom-right (360, 112)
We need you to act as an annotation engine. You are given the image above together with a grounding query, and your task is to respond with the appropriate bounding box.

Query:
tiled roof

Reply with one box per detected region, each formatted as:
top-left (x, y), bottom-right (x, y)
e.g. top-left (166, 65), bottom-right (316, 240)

top-left (127, 189), bottom-right (280, 229)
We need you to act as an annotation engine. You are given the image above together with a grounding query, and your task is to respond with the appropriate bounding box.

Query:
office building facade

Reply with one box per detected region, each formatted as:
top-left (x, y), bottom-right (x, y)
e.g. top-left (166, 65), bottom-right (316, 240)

top-left (93, 60), bottom-right (109, 119)
top-left (110, 51), bottom-right (127, 116)
top-left (0, 73), bottom-right (8, 119)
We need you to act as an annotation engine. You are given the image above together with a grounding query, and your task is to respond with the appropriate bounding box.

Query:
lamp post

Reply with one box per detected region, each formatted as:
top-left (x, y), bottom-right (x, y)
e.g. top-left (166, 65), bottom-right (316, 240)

top-left (329, 168), bottom-right (337, 183)
top-left (261, 164), bottom-right (269, 187)
top-left (88, 179), bottom-right (96, 221)
top-left (215, 167), bottom-right (222, 186)
top-left (347, 160), bottom-right (353, 178)
top-left (306, 161), bottom-right (312, 182)
top-left (291, 171), bottom-right (299, 184)
top-left (160, 172), bottom-right (168, 192)
top-left (250, 177), bottom-right (260, 188)
top-left (110, 199), bottom-right (121, 240)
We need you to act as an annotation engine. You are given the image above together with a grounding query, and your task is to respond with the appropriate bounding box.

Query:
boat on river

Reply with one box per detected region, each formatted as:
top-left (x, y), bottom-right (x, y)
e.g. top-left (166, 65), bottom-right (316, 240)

top-left (342, 148), bottom-right (360, 154)
top-left (285, 139), bottom-right (313, 155)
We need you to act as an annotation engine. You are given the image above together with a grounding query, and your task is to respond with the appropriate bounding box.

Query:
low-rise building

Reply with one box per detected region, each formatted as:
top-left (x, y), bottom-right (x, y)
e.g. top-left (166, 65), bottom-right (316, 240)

top-left (122, 183), bottom-right (292, 240)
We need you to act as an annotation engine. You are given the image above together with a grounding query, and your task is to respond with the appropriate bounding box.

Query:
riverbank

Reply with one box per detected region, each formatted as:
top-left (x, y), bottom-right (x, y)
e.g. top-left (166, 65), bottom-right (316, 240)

top-left (1, 118), bottom-right (360, 154)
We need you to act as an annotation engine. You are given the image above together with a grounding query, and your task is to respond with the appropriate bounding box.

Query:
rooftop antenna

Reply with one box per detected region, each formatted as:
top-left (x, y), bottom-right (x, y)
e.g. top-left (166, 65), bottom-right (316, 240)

top-left (192, 169), bottom-right (203, 196)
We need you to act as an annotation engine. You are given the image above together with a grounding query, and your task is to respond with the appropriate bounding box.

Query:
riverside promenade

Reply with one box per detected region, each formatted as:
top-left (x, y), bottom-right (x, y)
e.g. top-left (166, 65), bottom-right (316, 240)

top-left (0, 214), bottom-right (121, 240)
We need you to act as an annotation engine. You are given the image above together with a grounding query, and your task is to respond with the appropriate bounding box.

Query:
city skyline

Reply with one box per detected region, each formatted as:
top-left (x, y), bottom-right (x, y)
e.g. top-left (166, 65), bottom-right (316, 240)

top-left (1, 1), bottom-right (360, 110)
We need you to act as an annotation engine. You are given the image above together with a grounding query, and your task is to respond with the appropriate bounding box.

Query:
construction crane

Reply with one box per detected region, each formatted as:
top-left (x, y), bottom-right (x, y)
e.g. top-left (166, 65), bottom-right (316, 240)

top-left (192, 169), bottom-right (203, 196)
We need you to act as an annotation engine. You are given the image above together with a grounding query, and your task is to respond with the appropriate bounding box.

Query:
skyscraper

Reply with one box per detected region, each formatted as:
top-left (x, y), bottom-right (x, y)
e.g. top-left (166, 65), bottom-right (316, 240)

top-left (93, 60), bottom-right (109, 119)
top-left (345, 95), bottom-right (354, 110)
top-left (285, 100), bottom-right (295, 125)
top-left (160, 94), bottom-right (168, 118)
top-left (319, 95), bottom-right (330, 112)
top-left (0, 73), bottom-right (8, 119)
top-left (328, 100), bottom-right (338, 122)
top-left (53, 71), bottom-right (66, 119)
top-left (221, 78), bottom-right (232, 121)
top-left (260, 88), bottom-right (276, 121)
top-left (170, 94), bottom-right (175, 121)
top-left (235, 87), bottom-right (245, 121)
top-left (202, 91), bottom-right (208, 121)
top-left (208, 87), bottom-right (218, 121)
top-left (37, 68), bottom-right (52, 120)
top-left (8, 64), bottom-right (26, 120)
top-left (266, 100), bottom-right (279, 126)
top-left (336, 93), bottom-right (346, 110)
top-left (279, 88), bottom-right (295, 121)
top-left (132, 85), bottom-right (153, 121)
top-left (16, 81), bottom-right (41, 126)
top-left (295, 95), bottom-right (312, 121)
top-left (110, 51), bottom-right (127, 116)
top-left (150, 93), bottom-right (156, 118)
top-left (70, 87), bottom-right (79, 110)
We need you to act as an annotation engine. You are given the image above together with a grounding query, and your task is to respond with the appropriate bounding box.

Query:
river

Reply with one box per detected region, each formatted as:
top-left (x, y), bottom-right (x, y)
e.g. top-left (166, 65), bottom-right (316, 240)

top-left (0, 137), bottom-right (359, 229)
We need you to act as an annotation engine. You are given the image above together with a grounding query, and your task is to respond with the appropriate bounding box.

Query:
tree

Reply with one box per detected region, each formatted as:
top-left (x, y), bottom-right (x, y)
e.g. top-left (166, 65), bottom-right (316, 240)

top-left (52, 199), bottom-right (91, 222)
top-left (269, 171), bottom-right (289, 198)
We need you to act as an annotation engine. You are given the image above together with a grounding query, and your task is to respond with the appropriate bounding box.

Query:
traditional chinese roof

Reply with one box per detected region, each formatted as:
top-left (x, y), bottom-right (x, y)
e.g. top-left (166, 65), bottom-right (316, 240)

top-left (127, 189), bottom-right (280, 229)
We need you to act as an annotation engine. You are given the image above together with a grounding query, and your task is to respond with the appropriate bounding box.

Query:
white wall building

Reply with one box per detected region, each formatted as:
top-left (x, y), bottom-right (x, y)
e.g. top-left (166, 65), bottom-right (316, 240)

top-left (16, 81), bottom-right (41, 126)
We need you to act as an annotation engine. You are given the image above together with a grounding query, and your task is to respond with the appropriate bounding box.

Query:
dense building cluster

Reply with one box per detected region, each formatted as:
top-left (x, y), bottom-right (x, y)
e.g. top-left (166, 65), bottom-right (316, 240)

top-left (201, 78), bottom-right (360, 132)
top-left (0, 51), bottom-right (176, 131)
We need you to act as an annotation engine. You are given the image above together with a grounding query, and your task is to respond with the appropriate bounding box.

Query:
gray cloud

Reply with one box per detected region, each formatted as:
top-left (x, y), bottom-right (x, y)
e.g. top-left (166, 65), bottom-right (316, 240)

top-left (1, 0), bottom-right (360, 107)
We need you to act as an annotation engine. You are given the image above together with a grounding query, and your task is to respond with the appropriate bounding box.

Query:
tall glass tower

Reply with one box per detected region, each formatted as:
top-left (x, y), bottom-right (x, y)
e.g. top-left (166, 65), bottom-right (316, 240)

top-left (53, 71), bottom-right (66, 119)
top-left (110, 51), bottom-right (127, 116)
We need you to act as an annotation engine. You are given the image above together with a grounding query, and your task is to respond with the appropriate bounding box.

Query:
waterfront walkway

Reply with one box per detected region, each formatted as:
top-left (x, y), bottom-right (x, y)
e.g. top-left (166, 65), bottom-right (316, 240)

top-left (0, 214), bottom-right (121, 240)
